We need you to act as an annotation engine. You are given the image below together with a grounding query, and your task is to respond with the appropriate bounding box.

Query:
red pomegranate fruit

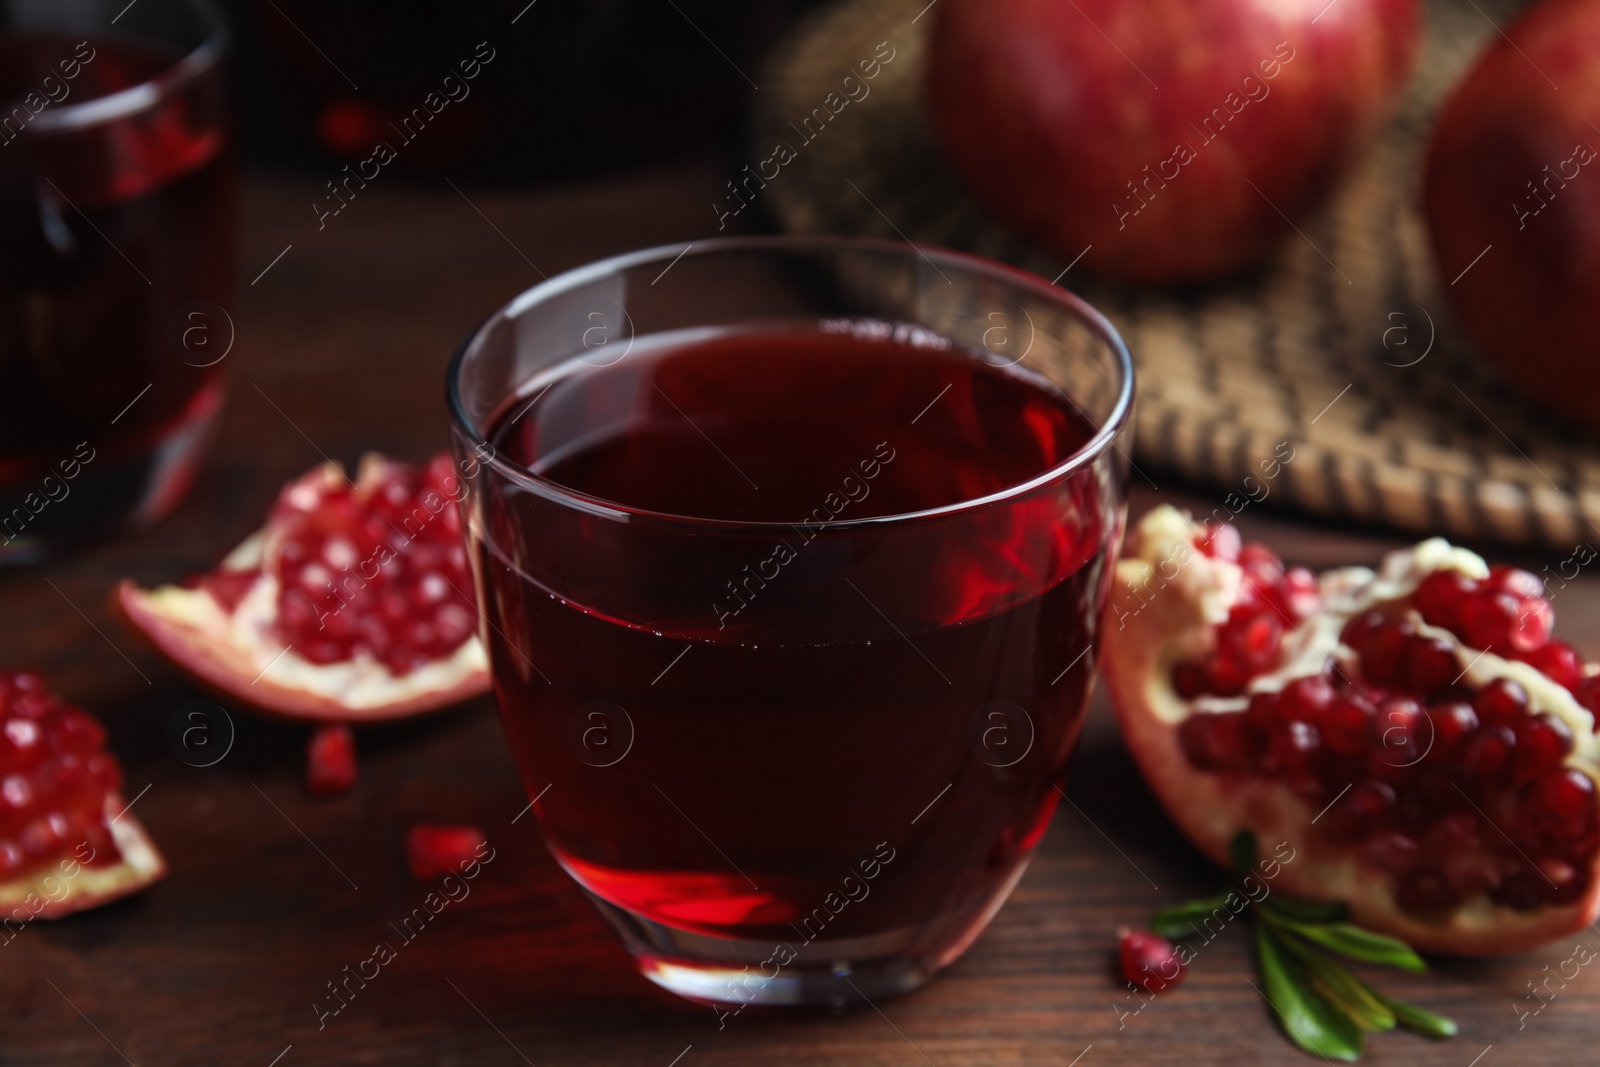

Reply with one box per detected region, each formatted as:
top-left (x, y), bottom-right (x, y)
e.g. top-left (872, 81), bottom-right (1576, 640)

top-left (1422, 0), bottom-right (1600, 428)
top-left (0, 671), bottom-right (164, 919)
top-left (1104, 506), bottom-right (1600, 955)
top-left (116, 453), bottom-right (489, 722)
top-left (926, 0), bottom-right (1421, 283)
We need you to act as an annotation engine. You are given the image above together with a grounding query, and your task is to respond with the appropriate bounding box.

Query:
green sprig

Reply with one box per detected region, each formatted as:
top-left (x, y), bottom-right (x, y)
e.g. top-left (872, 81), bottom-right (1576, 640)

top-left (1151, 831), bottom-right (1456, 1060)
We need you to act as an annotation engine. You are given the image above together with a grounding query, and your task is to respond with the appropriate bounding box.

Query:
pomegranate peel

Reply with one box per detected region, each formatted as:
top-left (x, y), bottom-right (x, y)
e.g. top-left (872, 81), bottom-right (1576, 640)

top-left (1105, 506), bottom-right (1600, 956)
top-left (116, 454), bottom-right (490, 723)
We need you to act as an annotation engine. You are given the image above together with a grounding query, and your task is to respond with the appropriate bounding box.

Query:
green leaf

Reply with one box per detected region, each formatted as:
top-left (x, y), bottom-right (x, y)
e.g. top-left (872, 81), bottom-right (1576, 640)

top-left (1281, 941), bottom-right (1397, 1033)
top-left (1150, 894), bottom-right (1234, 939)
top-left (1253, 924), bottom-right (1366, 1061)
top-left (1262, 895), bottom-right (1350, 925)
top-left (1265, 918), bottom-right (1427, 974)
top-left (1229, 830), bottom-right (1258, 878)
top-left (1377, 993), bottom-right (1459, 1039)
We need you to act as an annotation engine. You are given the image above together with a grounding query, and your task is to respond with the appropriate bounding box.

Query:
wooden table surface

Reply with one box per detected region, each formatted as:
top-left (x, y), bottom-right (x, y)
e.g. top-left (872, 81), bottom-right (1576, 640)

top-left (2, 157), bottom-right (1596, 1067)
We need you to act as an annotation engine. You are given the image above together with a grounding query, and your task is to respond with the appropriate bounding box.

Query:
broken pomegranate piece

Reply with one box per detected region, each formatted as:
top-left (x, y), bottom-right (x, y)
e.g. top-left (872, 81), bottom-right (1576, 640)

top-left (1105, 505), bottom-right (1600, 955)
top-left (0, 671), bottom-right (164, 919)
top-left (405, 824), bottom-right (488, 880)
top-left (116, 453), bottom-right (490, 722)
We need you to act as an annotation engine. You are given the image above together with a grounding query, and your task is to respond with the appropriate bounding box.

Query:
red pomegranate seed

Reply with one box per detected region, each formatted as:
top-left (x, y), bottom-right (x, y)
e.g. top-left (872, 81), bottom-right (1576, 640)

top-left (1424, 702), bottom-right (1479, 763)
top-left (1171, 662), bottom-right (1206, 699)
top-left (1339, 610), bottom-right (1386, 655)
top-left (1320, 697), bottom-right (1373, 757)
top-left (1395, 866), bottom-right (1462, 915)
top-left (1511, 714), bottom-right (1572, 783)
top-left (1460, 726), bottom-right (1517, 792)
top-left (1486, 565), bottom-right (1546, 599)
top-left (405, 824), bottom-right (488, 880)
top-left (1472, 677), bottom-right (1529, 727)
top-left (1459, 591), bottom-right (1524, 652)
top-left (1421, 812), bottom-right (1480, 860)
top-left (1178, 713), bottom-right (1255, 773)
top-left (306, 724), bottom-right (357, 796)
top-left (1524, 768), bottom-right (1596, 832)
top-left (1402, 636), bottom-right (1459, 698)
top-left (1521, 640), bottom-right (1584, 691)
top-left (1321, 779), bottom-right (1396, 843)
top-left (1494, 869), bottom-right (1544, 912)
top-left (1414, 569), bottom-right (1478, 629)
top-left (1536, 859), bottom-right (1591, 905)
top-left (1202, 654), bottom-right (1252, 697)
top-left (1374, 697), bottom-right (1425, 766)
top-left (1509, 597), bottom-right (1554, 653)
top-left (1361, 620), bottom-right (1416, 686)
top-left (1281, 675), bottom-right (1335, 721)
top-left (1266, 720), bottom-right (1321, 776)
top-left (1195, 524), bottom-right (1241, 562)
top-left (1244, 691), bottom-right (1283, 737)
top-left (1119, 928), bottom-right (1185, 992)
top-left (1277, 567), bottom-right (1321, 620)
top-left (1575, 676), bottom-right (1600, 722)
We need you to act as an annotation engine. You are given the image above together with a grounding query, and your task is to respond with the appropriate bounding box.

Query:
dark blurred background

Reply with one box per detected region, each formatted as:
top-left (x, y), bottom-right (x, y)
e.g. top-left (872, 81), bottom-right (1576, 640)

top-left (220, 0), bottom-right (822, 182)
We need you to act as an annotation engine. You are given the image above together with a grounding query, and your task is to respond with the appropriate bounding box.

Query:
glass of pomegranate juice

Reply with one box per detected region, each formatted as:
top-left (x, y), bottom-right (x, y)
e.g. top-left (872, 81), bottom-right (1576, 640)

top-left (0, 0), bottom-right (233, 561)
top-left (448, 237), bottom-right (1134, 1008)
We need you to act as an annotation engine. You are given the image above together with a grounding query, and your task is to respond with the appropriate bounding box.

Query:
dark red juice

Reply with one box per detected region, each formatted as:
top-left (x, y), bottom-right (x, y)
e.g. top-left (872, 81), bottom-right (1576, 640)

top-left (479, 325), bottom-right (1117, 962)
top-left (0, 32), bottom-right (233, 557)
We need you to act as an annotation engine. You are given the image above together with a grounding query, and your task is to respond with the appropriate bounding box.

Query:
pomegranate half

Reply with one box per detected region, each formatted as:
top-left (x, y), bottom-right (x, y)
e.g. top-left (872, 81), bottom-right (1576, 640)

top-left (0, 672), bottom-right (164, 919)
top-left (1104, 506), bottom-right (1600, 955)
top-left (117, 453), bottom-right (489, 722)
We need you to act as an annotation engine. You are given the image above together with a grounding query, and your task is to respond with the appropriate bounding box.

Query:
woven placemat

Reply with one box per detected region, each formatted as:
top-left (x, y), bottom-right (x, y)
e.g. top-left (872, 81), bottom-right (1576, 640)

top-left (750, 0), bottom-right (1600, 549)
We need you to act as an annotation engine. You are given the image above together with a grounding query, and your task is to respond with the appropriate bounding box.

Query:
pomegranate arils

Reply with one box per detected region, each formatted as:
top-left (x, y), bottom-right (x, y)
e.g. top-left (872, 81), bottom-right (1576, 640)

top-left (0, 672), bottom-right (126, 879)
top-left (1460, 726), bottom-right (1517, 792)
top-left (1512, 715), bottom-right (1573, 782)
top-left (260, 454), bottom-right (477, 677)
top-left (406, 824), bottom-right (487, 880)
top-left (1522, 640), bottom-right (1583, 691)
top-left (1415, 569), bottom-right (1478, 629)
top-left (1424, 702), bottom-right (1479, 763)
top-left (1322, 780), bottom-right (1395, 842)
top-left (1178, 712), bottom-right (1256, 774)
top-left (1402, 635), bottom-right (1458, 697)
top-left (1472, 677), bottom-right (1528, 727)
top-left (1119, 928), bottom-right (1185, 992)
top-left (1359, 620), bottom-right (1415, 686)
top-left (1321, 698), bottom-right (1372, 756)
top-left (1525, 769), bottom-right (1595, 831)
top-left (1487, 564), bottom-right (1546, 599)
top-left (1169, 541), bottom-right (1320, 697)
top-left (306, 724), bottom-right (357, 796)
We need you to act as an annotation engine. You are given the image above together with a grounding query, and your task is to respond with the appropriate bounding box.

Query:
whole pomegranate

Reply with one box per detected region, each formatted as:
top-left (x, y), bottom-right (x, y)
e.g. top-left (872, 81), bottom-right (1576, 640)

top-left (926, 0), bottom-right (1421, 283)
top-left (1423, 0), bottom-right (1600, 428)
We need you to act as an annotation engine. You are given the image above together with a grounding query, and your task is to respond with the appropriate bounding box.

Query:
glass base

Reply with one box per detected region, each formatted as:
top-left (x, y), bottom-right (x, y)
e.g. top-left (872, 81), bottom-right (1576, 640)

top-left (584, 857), bottom-right (1032, 1012)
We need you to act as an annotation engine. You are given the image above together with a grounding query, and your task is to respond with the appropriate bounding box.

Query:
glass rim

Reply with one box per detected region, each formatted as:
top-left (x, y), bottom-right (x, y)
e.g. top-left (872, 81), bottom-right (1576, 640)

top-left (446, 233), bottom-right (1136, 532)
top-left (21, 0), bottom-right (228, 136)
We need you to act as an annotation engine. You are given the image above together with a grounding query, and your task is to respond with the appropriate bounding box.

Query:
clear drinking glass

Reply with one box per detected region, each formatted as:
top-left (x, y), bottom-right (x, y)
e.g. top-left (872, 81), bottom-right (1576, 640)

top-left (448, 236), bottom-right (1134, 1010)
top-left (0, 0), bottom-right (232, 561)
